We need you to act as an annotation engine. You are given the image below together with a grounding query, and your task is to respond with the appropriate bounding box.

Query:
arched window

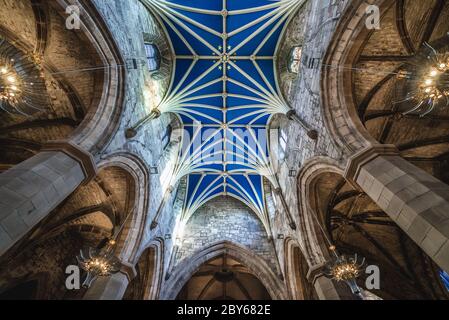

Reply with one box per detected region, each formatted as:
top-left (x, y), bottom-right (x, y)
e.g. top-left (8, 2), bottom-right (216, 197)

top-left (288, 46), bottom-right (302, 74)
top-left (279, 128), bottom-right (287, 161)
top-left (162, 124), bottom-right (172, 150)
top-left (144, 43), bottom-right (161, 72)
top-left (270, 187), bottom-right (279, 219)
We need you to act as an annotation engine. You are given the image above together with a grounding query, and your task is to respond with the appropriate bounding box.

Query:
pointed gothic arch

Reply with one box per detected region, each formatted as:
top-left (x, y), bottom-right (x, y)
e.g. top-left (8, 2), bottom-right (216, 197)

top-left (124, 238), bottom-right (164, 300)
top-left (161, 241), bottom-right (288, 300)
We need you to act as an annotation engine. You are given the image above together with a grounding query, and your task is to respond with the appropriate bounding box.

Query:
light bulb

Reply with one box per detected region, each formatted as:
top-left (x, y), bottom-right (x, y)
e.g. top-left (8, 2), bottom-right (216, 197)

top-left (0, 67), bottom-right (7, 74)
top-left (7, 75), bottom-right (15, 83)
top-left (430, 69), bottom-right (439, 77)
top-left (424, 79), bottom-right (433, 86)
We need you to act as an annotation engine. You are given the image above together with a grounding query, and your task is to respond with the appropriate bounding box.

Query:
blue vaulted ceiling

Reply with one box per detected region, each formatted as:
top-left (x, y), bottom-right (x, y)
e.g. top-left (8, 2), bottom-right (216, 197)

top-left (142, 0), bottom-right (303, 230)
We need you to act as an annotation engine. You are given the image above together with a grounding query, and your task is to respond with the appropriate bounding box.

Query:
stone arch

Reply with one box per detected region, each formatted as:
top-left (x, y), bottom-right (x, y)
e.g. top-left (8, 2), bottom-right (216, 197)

top-left (0, 4), bottom-right (96, 172)
top-left (0, 1), bottom-right (125, 158)
top-left (97, 152), bottom-right (150, 264)
top-left (321, 0), bottom-right (392, 154)
top-left (176, 254), bottom-right (272, 300)
top-left (168, 114), bottom-right (183, 143)
top-left (275, 0), bottom-right (310, 99)
top-left (296, 157), bottom-right (345, 266)
top-left (323, 0), bottom-right (449, 167)
top-left (0, 153), bottom-right (147, 300)
top-left (283, 237), bottom-right (317, 300)
top-left (124, 238), bottom-right (164, 300)
top-left (321, 0), bottom-right (449, 277)
top-left (307, 166), bottom-right (449, 299)
top-left (161, 241), bottom-right (288, 300)
top-left (14, 157), bottom-right (141, 255)
top-left (56, 0), bottom-right (125, 154)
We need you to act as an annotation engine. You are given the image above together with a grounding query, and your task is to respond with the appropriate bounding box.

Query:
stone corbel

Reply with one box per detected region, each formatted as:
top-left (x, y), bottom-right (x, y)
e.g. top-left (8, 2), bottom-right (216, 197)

top-left (120, 262), bottom-right (138, 282)
top-left (41, 140), bottom-right (98, 185)
top-left (344, 144), bottom-right (399, 190)
top-left (306, 262), bottom-right (326, 285)
top-left (286, 110), bottom-right (319, 140)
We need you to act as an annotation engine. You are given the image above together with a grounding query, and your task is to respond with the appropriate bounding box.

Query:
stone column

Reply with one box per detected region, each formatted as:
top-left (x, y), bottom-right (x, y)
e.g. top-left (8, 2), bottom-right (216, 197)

top-left (83, 263), bottom-right (136, 300)
top-left (345, 145), bottom-right (449, 272)
top-left (307, 264), bottom-right (341, 300)
top-left (0, 141), bottom-right (97, 256)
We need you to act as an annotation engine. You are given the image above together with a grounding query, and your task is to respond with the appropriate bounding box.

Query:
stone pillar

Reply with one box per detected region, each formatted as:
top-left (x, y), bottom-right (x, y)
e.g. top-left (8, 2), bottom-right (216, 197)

top-left (0, 141), bottom-right (97, 256)
top-left (83, 263), bottom-right (137, 300)
top-left (307, 264), bottom-right (341, 300)
top-left (346, 145), bottom-right (449, 272)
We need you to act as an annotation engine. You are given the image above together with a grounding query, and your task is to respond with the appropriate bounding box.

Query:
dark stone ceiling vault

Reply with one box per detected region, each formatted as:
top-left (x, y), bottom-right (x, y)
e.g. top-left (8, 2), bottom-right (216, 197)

top-left (354, 0), bottom-right (449, 183)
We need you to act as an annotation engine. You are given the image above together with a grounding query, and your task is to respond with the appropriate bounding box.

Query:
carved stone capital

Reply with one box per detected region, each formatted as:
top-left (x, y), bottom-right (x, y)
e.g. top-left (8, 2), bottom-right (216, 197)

top-left (306, 262), bottom-right (326, 284)
top-left (42, 140), bottom-right (98, 184)
top-left (344, 144), bottom-right (399, 186)
top-left (120, 262), bottom-right (138, 281)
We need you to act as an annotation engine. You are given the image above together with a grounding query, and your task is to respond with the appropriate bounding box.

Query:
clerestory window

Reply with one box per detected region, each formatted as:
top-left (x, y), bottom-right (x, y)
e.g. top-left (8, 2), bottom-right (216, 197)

top-left (279, 128), bottom-right (288, 161)
top-left (144, 43), bottom-right (161, 72)
top-left (288, 46), bottom-right (302, 74)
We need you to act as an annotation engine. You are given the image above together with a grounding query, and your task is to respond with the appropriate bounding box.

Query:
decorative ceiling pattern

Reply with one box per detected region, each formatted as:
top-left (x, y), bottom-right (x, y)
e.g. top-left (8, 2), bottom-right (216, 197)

top-left (141, 0), bottom-right (304, 227)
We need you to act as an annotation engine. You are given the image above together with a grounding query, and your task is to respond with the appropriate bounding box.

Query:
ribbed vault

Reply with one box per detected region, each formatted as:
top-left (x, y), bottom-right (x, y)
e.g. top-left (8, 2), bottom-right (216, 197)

top-left (139, 0), bottom-right (305, 230)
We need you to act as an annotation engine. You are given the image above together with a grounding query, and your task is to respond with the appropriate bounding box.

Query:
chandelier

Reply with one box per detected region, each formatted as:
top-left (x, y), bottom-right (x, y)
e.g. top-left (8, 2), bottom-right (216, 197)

top-left (400, 41), bottom-right (449, 116)
top-left (324, 247), bottom-right (366, 299)
top-left (0, 37), bottom-right (48, 116)
top-left (0, 62), bottom-right (21, 105)
top-left (76, 239), bottom-right (122, 288)
top-left (304, 201), bottom-right (371, 299)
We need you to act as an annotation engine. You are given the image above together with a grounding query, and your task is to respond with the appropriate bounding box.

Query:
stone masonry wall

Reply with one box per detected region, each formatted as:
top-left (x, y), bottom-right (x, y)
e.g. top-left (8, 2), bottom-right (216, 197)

top-left (176, 197), bottom-right (279, 272)
top-left (270, 0), bottom-right (350, 273)
top-left (91, 0), bottom-right (178, 256)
